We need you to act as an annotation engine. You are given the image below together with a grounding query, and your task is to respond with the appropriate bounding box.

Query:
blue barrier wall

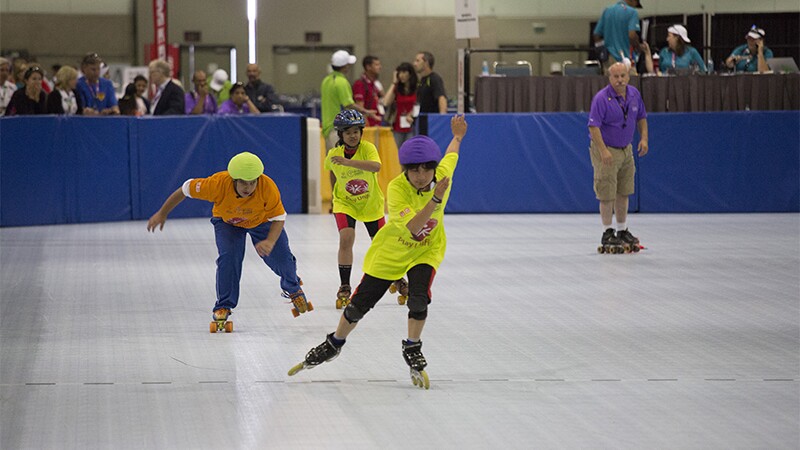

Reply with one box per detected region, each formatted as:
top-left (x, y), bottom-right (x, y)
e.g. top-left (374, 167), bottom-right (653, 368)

top-left (0, 115), bottom-right (305, 227)
top-left (1, 112), bottom-right (797, 227)
top-left (427, 112), bottom-right (799, 213)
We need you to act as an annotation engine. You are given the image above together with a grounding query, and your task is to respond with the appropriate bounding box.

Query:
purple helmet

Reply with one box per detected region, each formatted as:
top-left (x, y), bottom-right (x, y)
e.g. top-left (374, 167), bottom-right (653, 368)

top-left (398, 136), bottom-right (442, 165)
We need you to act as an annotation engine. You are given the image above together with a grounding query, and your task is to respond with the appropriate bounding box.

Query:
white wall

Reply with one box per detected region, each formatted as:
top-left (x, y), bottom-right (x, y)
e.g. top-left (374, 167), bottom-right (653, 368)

top-left (369, 0), bottom-right (800, 17)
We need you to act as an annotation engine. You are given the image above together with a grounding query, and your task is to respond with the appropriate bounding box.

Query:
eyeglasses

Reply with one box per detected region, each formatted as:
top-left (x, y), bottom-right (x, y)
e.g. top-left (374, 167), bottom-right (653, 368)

top-left (24, 66), bottom-right (43, 79)
top-left (82, 52), bottom-right (102, 65)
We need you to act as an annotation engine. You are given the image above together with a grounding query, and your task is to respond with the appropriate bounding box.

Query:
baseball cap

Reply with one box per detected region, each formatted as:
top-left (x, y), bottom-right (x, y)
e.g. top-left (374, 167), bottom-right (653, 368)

top-left (746, 26), bottom-right (765, 40)
top-left (331, 50), bottom-right (357, 67)
top-left (210, 69), bottom-right (228, 91)
top-left (667, 24), bottom-right (691, 43)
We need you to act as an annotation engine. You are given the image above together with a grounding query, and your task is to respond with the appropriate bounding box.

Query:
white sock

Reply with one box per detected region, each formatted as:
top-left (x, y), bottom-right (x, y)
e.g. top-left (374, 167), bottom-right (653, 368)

top-left (616, 222), bottom-right (627, 231)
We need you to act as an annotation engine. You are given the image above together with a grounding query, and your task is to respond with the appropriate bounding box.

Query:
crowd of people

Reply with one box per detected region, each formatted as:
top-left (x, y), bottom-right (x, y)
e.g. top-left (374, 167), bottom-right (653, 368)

top-left (0, 53), bottom-right (280, 118)
top-left (593, 0), bottom-right (774, 75)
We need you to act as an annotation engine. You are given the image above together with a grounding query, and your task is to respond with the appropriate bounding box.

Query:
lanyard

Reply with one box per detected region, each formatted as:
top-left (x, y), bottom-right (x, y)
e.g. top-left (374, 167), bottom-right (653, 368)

top-left (615, 95), bottom-right (629, 128)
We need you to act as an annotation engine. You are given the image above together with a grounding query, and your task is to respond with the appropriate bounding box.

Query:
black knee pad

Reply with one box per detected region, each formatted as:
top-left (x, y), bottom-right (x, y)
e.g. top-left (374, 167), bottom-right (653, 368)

top-left (343, 303), bottom-right (366, 323)
top-left (406, 294), bottom-right (429, 321)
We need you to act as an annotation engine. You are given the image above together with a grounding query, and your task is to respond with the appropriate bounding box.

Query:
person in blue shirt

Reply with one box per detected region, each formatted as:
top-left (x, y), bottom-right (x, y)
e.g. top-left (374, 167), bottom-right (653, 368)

top-left (725, 26), bottom-right (772, 74)
top-left (593, 0), bottom-right (643, 72)
top-left (658, 25), bottom-right (706, 73)
top-left (75, 53), bottom-right (119, 115)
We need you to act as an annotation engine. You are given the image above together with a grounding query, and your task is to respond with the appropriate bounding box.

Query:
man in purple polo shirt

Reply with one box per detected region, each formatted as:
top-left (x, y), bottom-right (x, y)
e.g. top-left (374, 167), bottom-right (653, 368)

top-left (588, 62), bottom-right (649, 250)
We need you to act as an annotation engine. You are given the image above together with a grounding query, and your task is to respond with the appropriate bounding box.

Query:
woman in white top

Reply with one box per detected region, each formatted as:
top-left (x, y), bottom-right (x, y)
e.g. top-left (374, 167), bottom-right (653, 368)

top-left (46, 65), bottom-right (83, 115)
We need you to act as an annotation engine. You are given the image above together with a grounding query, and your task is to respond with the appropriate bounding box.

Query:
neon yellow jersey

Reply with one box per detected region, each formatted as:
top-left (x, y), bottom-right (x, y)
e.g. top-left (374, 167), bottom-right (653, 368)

top-left (363, 153), bottom-right (459, 280)
top-left (325, 141), bottom-right (385, 222)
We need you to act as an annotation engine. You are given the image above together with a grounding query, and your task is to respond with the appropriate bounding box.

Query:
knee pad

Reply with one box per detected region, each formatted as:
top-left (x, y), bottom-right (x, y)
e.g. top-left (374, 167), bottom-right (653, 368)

top-left (343, 302), bottom-right (366, 323)
top-left (406, 294), bottom-right (429, 321)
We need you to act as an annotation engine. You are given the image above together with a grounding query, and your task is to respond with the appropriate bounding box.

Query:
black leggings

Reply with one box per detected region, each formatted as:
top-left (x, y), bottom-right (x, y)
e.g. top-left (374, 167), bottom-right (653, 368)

top-left (347, 264), bottom-right (436, 320)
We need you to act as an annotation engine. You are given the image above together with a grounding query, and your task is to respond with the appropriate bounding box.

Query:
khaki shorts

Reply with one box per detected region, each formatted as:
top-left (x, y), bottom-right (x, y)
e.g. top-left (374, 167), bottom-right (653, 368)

top-left (589, 141), bottom-right (635, 201)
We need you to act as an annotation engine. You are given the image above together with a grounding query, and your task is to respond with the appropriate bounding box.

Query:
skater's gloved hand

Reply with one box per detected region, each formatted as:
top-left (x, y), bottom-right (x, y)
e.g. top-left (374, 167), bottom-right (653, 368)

top-left (255, 239), bottom-right (275, 257)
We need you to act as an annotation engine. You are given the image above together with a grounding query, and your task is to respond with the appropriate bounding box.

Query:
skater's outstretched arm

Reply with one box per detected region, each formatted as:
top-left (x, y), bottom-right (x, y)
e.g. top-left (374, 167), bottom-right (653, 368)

top-left (444, 115), bottom-right (467, 156)
top-left (147, 188), bottom-right (186, 232)
top-left (406, 177), bottom-right (450, 238)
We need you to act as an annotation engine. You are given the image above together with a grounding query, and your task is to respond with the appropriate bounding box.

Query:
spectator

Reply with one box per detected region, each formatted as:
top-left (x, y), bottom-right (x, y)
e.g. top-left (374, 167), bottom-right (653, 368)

top-left (4, 65), bottom-right (46, 116)
top-left (209, 68), bottom-right (232, 106)
top-left (592, 0), bottom-right (643, 72)
top-left (658, 25), bottom-right (706, 73)
top-left (0, 57), bottom-right (16, 116)
top-left (382, 62), bottom-right (418, 148)
top-left (118, 83), bottom-right (147, 116)
top-left (148, 59), bottom-right (185, 116)
top-left (185, 70), bottom-right (217, 115)
top-left (133, 75), bottom-right (151, 113)
top-left (321, 50), bottom-right (378, 150)
top-left (217, 82), bottom-right (259, 115)
top-left (45, 65), bottom-right (83, 115)
top-left (76, 53), bottom-right (119, 115)
top-left (352, 55), bottom-right (384, 126)
top-left (725, 26), bottom-right (772, 73)
top-left (413, 51), bottom-right (447, 114)
top-left (12, 58), bottom-right (28, 89)
top-left (245, 63), bottom-right (279, 112)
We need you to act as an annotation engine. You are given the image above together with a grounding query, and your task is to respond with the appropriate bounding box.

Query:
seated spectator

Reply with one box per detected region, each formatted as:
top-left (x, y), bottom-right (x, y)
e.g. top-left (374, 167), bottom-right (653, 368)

top-left (4, 65), bottom-right (46, 115)
top-left (382, 62), bottom-right (418, 148)
top-left (0, 57), bottom-right (16, 115)
top-left (148, 59), bottom-right (185, 115)
top-left (658, 25), bottom-right (706, 73)
top-left (209, 68), bottom-right (232, 106)
top-left (46, 65), bottom-right (83, 115)
top-left (118, 83), bottom-right (148, 116)
top-left (217, 82), bottom-right (260, 115)
top-left (245, 63), bottom-right (279, 112)
top-left (12, 58), bottom-right (28, 89)
top-left (725, 26), bottom-right (772, 73)
top-left (133, 75), bottom-right (151, 113)
top-left (185, 70), bottom-right (217, 115)
top-left (76, 52), bottom-right (119, 115)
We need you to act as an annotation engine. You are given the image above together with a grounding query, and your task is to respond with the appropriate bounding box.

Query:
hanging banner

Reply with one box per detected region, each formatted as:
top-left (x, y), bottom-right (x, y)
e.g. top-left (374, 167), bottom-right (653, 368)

top-left (455, 0), bottom-right (480, 40)
top-left (153, 0), bottom-right (167, 61)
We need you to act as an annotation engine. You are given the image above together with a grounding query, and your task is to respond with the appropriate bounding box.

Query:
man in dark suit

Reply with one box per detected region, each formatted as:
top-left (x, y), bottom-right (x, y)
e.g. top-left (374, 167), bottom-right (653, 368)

top-left (148, 59), bottom-right (185, 115)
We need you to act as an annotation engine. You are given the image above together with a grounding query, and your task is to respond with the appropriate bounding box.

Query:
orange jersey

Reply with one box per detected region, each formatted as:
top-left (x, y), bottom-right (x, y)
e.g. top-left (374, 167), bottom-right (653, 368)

top-left (184, 171), bottom-right (285, 228)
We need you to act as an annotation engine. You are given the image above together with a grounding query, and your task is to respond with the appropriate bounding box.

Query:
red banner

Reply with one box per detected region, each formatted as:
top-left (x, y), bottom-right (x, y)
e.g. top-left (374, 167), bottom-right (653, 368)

top-left (153, 0), bottom-right (167, 61)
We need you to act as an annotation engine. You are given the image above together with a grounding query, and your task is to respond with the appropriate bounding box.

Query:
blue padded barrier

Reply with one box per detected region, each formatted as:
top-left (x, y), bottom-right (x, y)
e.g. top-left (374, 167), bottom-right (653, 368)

top-left (426, 112), bottom-right (799, 213)
top-left (1, 115), bottom-right (305, 227)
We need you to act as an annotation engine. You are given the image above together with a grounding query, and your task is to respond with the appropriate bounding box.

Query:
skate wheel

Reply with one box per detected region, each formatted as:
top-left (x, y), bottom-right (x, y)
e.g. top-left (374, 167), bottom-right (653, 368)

top-left (336, 299), bottom-right (342, 309)
top-left (291, 308), bottom-right (300, 318)
top-left (210, 321), bottom-right (217, 333)
top-left (224, 321), bottom-right (233, 333)
top-left (307, 302), bottom-right (314, 312)
top-left (597, 246), bottom-right (604, 254)
top-left (389, 284), bottom-right (398, 294)
top-left (398, 295), bottom-right (407, 305)
top-left (632, 244), bottom-right (641, 252)
top-left (411, 370), bottom-right (430, 389)
top-left (288, 362), bottom-right (305, 376)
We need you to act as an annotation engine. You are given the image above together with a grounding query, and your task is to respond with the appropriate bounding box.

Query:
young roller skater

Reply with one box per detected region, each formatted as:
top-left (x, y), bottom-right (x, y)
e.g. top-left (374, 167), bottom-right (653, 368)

top-left (289, 115), bottom-right (468, 389)
top-left (327, 110), bottom-right (407, 308)
top-left (147, 152), bottom-right (312, 332)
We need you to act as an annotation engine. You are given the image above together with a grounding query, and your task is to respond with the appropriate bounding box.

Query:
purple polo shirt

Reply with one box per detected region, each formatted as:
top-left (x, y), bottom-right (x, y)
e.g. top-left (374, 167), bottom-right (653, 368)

top-left (184, 92), bottom-right (217, 114)
top-left (217, 99), bottom-right (251, 115)
top-left (588, 84), bottom-right (647, 148)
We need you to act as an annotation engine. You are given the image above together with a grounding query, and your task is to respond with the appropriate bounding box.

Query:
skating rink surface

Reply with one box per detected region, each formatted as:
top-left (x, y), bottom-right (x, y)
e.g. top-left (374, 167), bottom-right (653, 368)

top-left (1, 213), bottom-right (798, 449)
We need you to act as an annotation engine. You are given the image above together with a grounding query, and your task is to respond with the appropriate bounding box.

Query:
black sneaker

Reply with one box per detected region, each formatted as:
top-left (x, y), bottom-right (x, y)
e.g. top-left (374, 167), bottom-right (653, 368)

top-left (402, 340), bottom-right (428, 371)
top-left (601, 228), bottom-right (623, 245)
top-left (304, 333), bottom-right (343, 366)
top-left (616, 229), bottom-right (639, 245)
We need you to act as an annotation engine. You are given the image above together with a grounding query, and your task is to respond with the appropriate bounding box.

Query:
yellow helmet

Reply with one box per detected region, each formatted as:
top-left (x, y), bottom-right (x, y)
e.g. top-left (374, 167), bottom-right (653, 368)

top-left (227, 152), bottom-right (264, 181)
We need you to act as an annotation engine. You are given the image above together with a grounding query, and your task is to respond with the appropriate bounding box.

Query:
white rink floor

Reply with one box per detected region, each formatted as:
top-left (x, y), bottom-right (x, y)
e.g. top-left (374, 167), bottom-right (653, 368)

top-left (1, 213), bottom-right (798, 449)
